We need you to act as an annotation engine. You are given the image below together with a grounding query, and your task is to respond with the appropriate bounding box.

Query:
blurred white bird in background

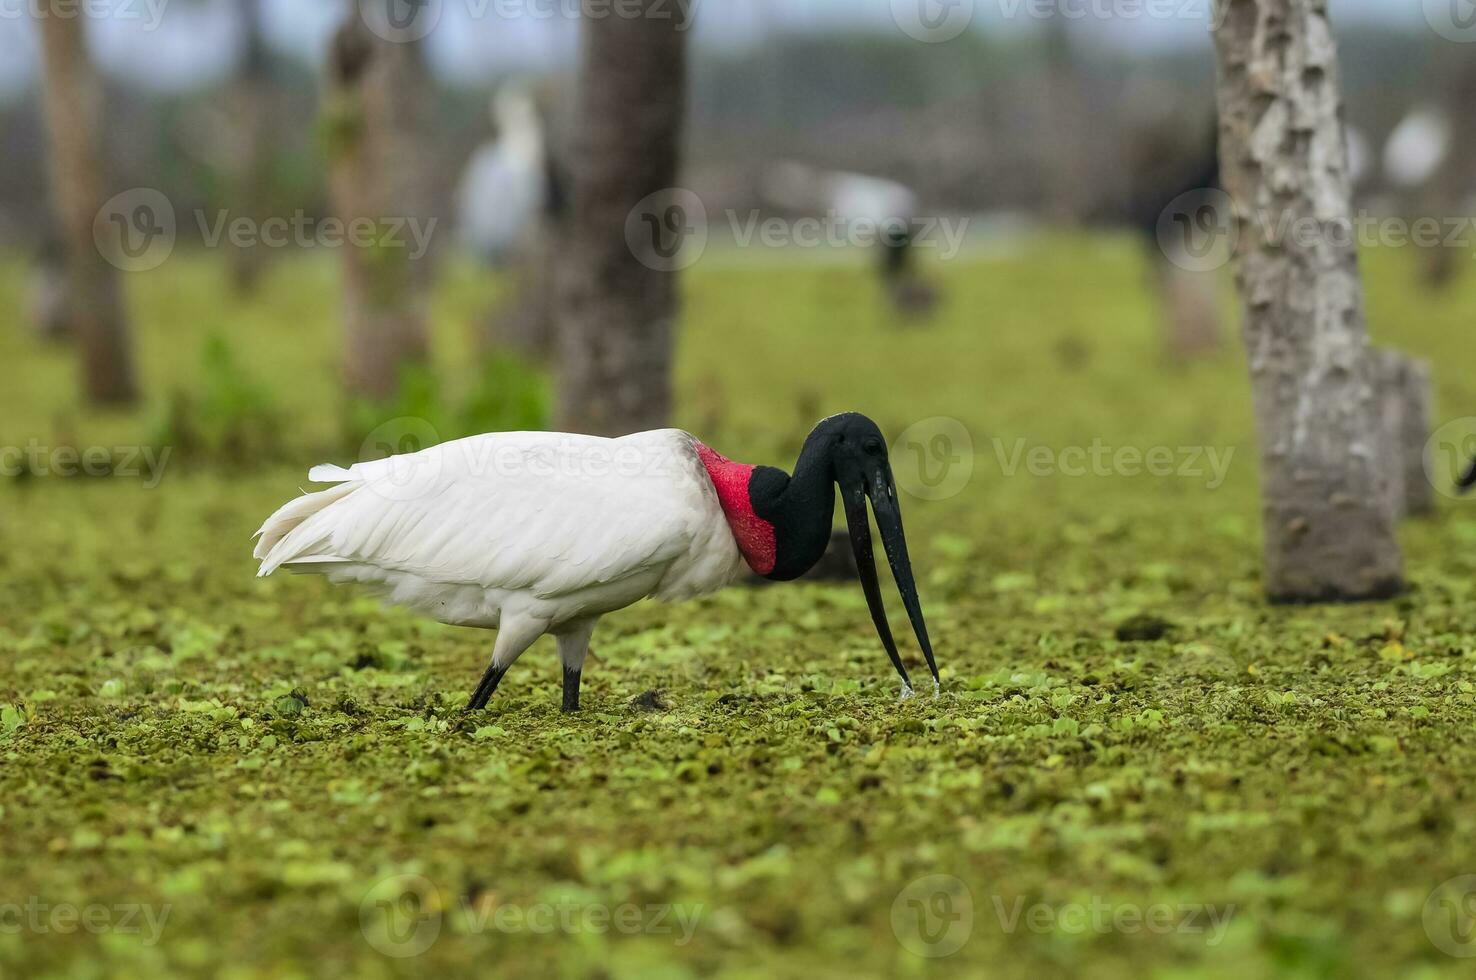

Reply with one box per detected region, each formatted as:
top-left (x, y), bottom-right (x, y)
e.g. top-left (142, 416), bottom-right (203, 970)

top-left (1381, 105), bottom-right (1470, 291)
top-left (1383, 106), bottom-right (1452, 190)
top-left (762, 161), bottom-right (938, 318)
top-left (457, 82), bottom-right (549, 263)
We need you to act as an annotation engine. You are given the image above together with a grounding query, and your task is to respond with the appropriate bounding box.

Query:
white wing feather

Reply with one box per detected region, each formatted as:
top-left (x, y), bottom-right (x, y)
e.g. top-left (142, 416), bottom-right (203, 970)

top-left (255, 430), bottom-right (737, 603)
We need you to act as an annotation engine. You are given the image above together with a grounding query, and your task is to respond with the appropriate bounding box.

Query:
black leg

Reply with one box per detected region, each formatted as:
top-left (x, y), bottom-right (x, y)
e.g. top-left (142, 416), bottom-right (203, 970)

top-left (562, 667), bottom-right (581, 713)
top-left (465, 663), bottom-right (507, 712)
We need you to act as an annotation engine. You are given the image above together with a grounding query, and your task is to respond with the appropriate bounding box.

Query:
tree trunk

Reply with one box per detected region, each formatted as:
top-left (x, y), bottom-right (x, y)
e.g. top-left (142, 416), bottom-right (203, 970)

top-left (1373, 350), bottom-right (1434, 520)
top-left (1038, 11), bottom-right (1090, 224)
top-left (1415, 55), bottom-right (1476, 292)
top-left (226, 0), bottom-right (273, 295)
top-left (1157, 261), bottom-right (1223, 362)
top-left (324, 5), bottom-right (435, 401)
top-left (556, 0), bottom-right (690, 436)
top-left (1211, 0), bottom-right (1402, 601)
top-left (35, 10), bottom-right (138, 406)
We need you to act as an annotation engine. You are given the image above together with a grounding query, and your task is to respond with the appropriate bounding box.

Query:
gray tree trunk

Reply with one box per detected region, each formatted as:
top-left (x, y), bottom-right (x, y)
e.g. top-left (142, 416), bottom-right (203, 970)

top-left (1211, 0), bottom-right (1403, 601)
top-left (35, 10), bottom-right (138, 406)
top-left (225, 0), bottom-right (273, 295)
top-left (1399, 359), bottom-right (1433, 518)
top-left (324, 6), bottom-right (435, 401)
top-left (1373, 350), bottom-right (1434, 520)
top-left (556, 0), bottom-right (690, 436)
top-left (1157, 262), bottom-right (1222, 362)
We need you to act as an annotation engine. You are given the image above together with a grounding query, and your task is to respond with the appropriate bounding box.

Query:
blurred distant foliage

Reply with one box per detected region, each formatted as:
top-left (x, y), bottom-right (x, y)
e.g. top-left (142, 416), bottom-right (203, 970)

top-left (151, 333), bottom-right (281, 464)
top-left (0, 24), bottom-right (1448, 249)
top-left (340, 355), bottom-right (550, 458)
top-left (3, 243), bottom-right (1476, 977)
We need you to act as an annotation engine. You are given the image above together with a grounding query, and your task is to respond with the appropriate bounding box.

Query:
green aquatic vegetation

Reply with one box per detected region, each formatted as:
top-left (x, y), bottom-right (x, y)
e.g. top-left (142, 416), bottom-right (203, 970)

top-left (3, 242), bottom-right (1476, 977)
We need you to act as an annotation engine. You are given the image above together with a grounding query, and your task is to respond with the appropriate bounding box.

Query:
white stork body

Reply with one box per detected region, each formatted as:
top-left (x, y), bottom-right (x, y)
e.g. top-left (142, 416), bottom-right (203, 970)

top-left (255, 413), bottom-right (942, 712)
top-left (254, 430), bottom-right (746, 700)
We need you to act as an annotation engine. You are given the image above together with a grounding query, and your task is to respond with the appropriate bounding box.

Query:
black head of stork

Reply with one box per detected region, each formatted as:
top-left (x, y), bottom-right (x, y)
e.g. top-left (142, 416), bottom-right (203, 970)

top-left (698, 413), bottom-right (940, 695)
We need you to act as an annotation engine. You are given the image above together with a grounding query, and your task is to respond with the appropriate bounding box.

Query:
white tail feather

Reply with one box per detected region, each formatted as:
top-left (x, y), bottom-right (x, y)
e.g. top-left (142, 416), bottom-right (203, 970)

top-left (309, 463), bottom-right (356, 483)
top-left (254, 481), bottom-right (359, 574)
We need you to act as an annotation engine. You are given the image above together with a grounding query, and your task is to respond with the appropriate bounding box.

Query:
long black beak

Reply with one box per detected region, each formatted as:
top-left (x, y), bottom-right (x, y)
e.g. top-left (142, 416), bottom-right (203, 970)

top-left (842, 470), bottom-right (940, 695)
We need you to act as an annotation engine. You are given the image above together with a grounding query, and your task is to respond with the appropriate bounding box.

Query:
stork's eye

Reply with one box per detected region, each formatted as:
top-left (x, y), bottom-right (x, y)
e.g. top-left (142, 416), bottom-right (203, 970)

top-left (864, 438), bottom-right (884, 456)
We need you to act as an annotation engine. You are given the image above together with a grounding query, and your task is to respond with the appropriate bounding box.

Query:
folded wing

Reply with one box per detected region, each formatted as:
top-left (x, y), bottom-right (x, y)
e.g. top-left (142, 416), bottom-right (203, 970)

top-left (254, 430), bottom-right (717, 600)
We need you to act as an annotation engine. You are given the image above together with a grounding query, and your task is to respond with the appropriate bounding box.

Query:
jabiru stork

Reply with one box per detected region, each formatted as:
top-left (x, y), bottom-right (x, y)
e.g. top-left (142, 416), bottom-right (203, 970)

top-left (254, 414), bottom-right (939, 713)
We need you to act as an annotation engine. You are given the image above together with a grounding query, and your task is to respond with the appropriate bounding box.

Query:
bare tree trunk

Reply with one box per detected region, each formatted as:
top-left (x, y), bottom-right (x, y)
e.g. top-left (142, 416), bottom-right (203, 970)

top-left (1373, 349), bottom-right (1411, 522)
top-left (1416, 57), bottom-right (1476, 292)
top-left (1157, 261), bottom-right (1222, 362)
top-left (1373, 350), bottom-right (1434, 520)
top-left (35, 10), bottom-right (138, 406)
top-left (556, 0), bottom-right (690, 435)
top-left (226, 0), bottom-right (273, 295)
top-left (1399, 359), bottom-right (1434, 518)
top-left (324, 5), bottom-right (435, 401)
top-left (1039, 11), bottom-right (1090, 224)
top-left (1211, 0), bottom-right (1402, 601)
